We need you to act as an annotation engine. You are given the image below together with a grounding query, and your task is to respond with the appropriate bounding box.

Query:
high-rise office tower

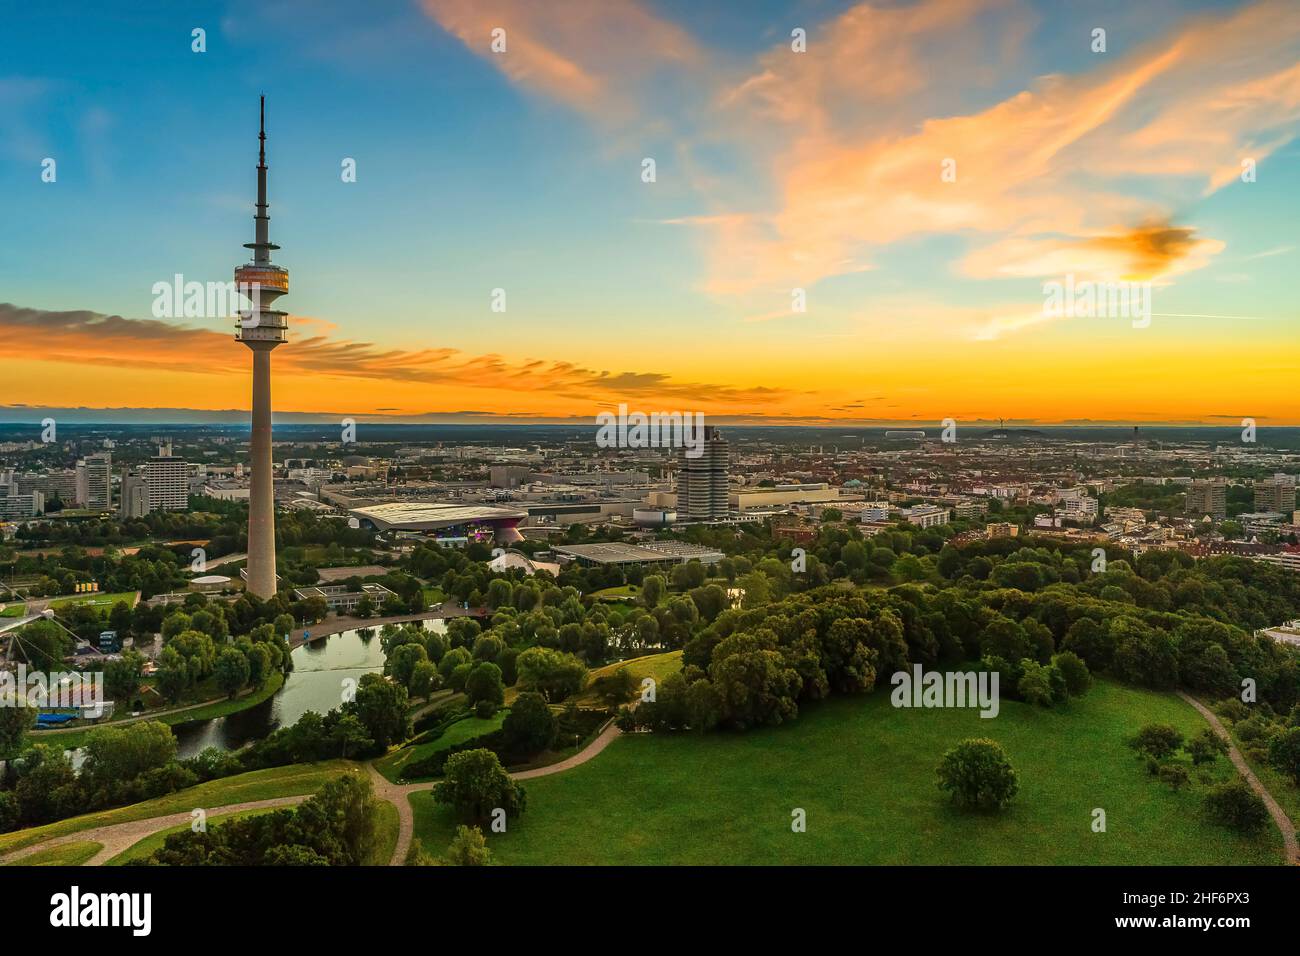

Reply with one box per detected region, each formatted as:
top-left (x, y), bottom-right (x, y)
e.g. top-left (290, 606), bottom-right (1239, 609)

top-left (1254, 473), bottom-right (1297, 513)
top-left (235, 97), bottom-right (289, 599)
top-left (145, 444), bottom-right (189, 512)
top-left (75, 452), bottom-right (111, 511)
top-left (1184, 477), bottom-right (1227, 520)
top-left (677, 426), bottom-right (730, 520)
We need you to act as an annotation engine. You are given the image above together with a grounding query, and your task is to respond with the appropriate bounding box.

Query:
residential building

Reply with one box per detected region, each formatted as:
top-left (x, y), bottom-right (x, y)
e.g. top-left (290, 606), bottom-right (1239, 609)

top-left (902, 504), bottom-right (949, 528)
top-left (75, 452), bottom-right (112, 511)
top-left (144, 446), bottom-right (190, 511)
top-left (0, 489), bottom-right (44, 518)
top-left (1255, 474), bottom-right (1297, 513)
top-left (1184, 477), bottom-right (1227, 520)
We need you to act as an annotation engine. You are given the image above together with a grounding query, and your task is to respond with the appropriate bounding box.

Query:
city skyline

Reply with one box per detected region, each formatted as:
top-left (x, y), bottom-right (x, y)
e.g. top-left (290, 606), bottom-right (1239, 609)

top-left (2, 0), bottom-right (1299, 425)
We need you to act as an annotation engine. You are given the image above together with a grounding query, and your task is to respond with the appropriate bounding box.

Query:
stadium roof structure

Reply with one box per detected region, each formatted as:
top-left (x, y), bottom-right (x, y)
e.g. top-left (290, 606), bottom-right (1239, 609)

top-left (347, 501), bottom-right (527, 534)
top-left (551, 541), bottom-right (724, 566)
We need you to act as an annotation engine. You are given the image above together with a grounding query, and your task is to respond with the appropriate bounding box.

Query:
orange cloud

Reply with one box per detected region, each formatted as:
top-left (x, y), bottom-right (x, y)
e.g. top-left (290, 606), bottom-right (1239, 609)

top-left (708, 0), bottom-right (1300, 295)
top-left (961, 220), bottom-right (1226, 283)
top-left (419, 0), bottom-right (705, 122)
top-left (0, 303), bottom-right (795, 416)
top-left (422, 0), bottom-right (1300, 311)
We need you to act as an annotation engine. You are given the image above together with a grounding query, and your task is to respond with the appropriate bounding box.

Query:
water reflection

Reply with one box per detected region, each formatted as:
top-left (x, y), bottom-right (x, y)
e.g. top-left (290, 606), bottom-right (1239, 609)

top-left (171, 619), bottom-right (444, 758)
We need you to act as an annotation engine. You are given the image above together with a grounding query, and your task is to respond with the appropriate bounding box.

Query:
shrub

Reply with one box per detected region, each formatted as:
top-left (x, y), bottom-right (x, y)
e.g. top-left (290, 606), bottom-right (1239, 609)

top-left (1017, 659), bottom-right (1055, 707)
top-left (444, 824), bottom-right (492, 866)
top-left (1129, 724), bottom-right (1183, 760)
top-left (1235, 715), bottom-right (1275, 745)
top-left (1214, 698), bottom-right (1250, 724)
top-left (592, 667), bottom-right (638, 707)
top-left (1157, 764), bottom-right (1190, 790)
top-left (936, 738), bottom-right (1019, 810)
top-left (1203, 780), bottom-right (1268, 832)
top-left (404, 837), bottom-right (439, 867)
top-left (1051, 650), bottom-right (1092, 697)
top-left (0, 792), bottom-right (19, 833)
top-left (1267, 726), bottom-right (1300, 786)
top-left (1185, 728), bottom-right (1228, 766)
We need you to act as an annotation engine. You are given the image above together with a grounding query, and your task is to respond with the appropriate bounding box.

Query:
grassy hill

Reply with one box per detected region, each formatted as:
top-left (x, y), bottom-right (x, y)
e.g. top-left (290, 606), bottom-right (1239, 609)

top-left (0, 760), bottom-right (360, 856)
top-left (374, 710), bottom-right (509, 783)
top-left (409, 680), bottom-right (1282, 865)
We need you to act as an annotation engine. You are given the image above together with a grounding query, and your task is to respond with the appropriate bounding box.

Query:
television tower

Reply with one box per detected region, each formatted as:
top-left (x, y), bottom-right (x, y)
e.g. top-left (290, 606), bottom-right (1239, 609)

top-left (235, 96), bottom-right (289, 599)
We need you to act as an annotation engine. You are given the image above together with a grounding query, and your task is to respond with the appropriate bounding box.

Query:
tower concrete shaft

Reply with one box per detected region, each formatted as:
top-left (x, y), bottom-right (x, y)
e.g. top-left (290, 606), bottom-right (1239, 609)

top-left (235, 96), bottom-right (288, 600)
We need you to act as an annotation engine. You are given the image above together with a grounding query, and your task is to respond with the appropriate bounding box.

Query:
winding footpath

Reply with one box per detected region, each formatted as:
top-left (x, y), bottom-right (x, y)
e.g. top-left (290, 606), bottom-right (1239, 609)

top-left (371, 721), bottom-right (622, 865)
top-left (1178, 691), bottom-right (1299, 865)
top-left (0, 723), bottom-right (623, 868)
top-left (0, 795), bottom-right (308, 867)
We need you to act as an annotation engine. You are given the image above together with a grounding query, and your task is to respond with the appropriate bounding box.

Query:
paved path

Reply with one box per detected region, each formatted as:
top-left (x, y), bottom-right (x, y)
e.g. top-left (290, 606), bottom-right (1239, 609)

top-left (366, 765), bottom-right (416, 866)
top-left (372, 721), bottom-right (623, 865)
top-left (4, 721), bottom-right (623, 869)
top-left (1179, 691), bottom-right (1299, 865)
top-left (512, 722), bottom-right (622, 780)
top-left (0, 795), bottom-right (307, 867)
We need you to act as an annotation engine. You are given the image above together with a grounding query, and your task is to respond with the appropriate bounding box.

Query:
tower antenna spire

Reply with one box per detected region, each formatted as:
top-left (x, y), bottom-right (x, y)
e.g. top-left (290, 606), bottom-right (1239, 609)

top-left (259, 93), bottom-right (266, 167)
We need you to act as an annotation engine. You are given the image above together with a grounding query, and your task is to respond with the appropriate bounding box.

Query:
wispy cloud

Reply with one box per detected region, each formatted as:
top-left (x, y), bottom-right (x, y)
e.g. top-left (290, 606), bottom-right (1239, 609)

top-left (420, 0), bottom-right (1300, 326)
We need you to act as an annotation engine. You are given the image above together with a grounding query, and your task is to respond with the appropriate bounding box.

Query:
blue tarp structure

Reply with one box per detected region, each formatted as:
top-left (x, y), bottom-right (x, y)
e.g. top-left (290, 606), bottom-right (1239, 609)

top-left (34, 712), bottom-right (78, 726)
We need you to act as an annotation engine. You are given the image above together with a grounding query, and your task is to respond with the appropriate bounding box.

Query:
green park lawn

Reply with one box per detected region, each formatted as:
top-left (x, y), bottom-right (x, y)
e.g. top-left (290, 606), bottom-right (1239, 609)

top-left (506, 651), bottom-right (682, 708)
top-left (579, 651), bottom-right (682, 701)
top-left (375, 710), bottom-right (509, 783)
top-left (2, 590), bottom-right (138, 617)
top-left (0, 760), bottom-right (361, 856)
top-left (589, 584), bottom-right (641, 602)
top-left (366, 800), bottom-right (400, 865)
top-left (47, 590), bottom-right (139, 612)
top-left (4, 841), bottom-right (103, 866)
top-left (409, 680), bottom-right (1283, 866)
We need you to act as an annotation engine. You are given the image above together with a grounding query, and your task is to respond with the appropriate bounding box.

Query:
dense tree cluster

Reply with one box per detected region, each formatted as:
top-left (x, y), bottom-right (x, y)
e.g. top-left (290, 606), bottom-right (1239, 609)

top-left (621, 545), bottom-right (1300, 733)
top-left (140, 773), bottom-right (379, 866)
top-left (1, 722), bottom-right (192, 829)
